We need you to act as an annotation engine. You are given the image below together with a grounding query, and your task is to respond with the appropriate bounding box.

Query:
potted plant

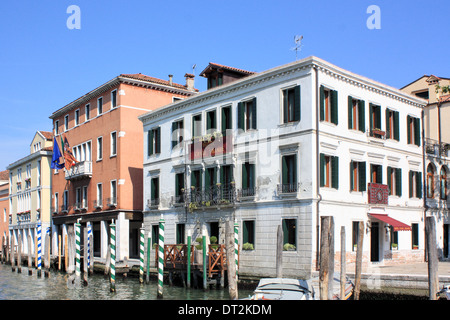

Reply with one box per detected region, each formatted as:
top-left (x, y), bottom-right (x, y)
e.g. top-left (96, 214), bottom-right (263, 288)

top-left (210, 236), bottom-right (218, 250)
top-left (283, 243), bottom-right (296, 251)
top-left (243, 242), bottom-right (254, 251)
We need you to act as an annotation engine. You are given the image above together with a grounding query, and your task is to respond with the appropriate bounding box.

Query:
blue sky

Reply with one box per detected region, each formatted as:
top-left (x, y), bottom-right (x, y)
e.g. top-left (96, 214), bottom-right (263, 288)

top-left (1, 0), bottom-right (449, 170)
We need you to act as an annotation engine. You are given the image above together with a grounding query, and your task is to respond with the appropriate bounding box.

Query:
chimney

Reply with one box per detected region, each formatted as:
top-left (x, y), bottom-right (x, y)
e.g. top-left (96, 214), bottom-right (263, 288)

top-left (168, 74), bottom-right (173, 86)
top-left (185, 73), bottom-right (195, 92)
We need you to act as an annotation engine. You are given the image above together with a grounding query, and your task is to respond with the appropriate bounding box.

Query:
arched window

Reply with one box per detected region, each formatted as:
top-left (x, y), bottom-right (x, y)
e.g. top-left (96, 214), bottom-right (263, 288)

top-left (427, 164), bottom-right (435, 198)
top-left (441, 166), bottom-right (448, 200)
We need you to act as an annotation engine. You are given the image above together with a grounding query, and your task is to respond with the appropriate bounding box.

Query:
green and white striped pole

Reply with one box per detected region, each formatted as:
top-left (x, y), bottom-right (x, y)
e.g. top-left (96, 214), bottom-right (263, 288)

top-left (234, 219), bottom-right (239, 281)
top-left (139, 227), bottom-right (145, 284)
top-left (146, 231), bottom-right (151, 284)
top-left (202, 229), bottom-right (207, 290)
top-left (157, 214), bottom-right (165, 298)
top-left (110, 221), bottom-right (116, 293)
top-left (75, 221), bottom-right (81, 279)
top-left (187, 230), bottom-right (191, 288)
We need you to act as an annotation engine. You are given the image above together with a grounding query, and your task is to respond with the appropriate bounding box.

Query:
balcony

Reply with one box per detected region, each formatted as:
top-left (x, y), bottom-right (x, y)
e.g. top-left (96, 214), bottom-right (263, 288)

top-left (65, 161), bottom-right (92, 180)
top-left (93, 199), bottom-right (103, 210)
top-left (107, 197), bottom-right (117, 208)
top-left (147, 198), bottom-right (160, 209)
top-left (425, 138), bottom-right (450, 158)
top-left (185, 184), bottom-right (236, 211)
top-left (277, 183), bottom-right (299, 195)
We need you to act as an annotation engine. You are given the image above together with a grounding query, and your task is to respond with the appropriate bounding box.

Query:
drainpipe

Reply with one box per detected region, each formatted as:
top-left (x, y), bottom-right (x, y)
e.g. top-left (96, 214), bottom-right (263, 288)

top-left (314, 65), bottom-right (322, 271)
top-left (422, 109), bottom-right (428, 262)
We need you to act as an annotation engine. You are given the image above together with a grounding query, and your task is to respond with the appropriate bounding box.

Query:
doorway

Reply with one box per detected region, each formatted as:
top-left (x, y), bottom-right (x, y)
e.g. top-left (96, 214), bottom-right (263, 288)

top-left (370, 222), bottom-right (380, 262)
top-left (444, 224), bottom-right (449, 259)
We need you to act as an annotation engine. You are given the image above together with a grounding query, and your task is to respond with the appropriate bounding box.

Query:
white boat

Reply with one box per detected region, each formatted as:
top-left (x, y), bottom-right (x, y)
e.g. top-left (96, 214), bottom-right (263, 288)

top-left (438, 285), bottom-right (450, 300)
top-left (245, 272), bottom-right (354, 300)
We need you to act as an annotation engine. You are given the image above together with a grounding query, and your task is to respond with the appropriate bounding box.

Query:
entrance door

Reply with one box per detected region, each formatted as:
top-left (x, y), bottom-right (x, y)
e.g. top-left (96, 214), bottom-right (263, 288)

top-left (371, 222), bottom-right (380, 262)
top-left (444, 224), bottom-right (449, 258)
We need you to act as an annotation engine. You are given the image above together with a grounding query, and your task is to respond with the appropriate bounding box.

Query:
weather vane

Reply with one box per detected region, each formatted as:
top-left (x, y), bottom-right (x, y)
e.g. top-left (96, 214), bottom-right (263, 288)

top-left (291, 35), bottom-right (303, 61)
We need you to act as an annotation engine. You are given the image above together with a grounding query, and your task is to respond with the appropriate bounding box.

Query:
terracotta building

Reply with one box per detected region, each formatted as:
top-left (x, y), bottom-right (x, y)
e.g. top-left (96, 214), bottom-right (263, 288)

top-left (0, 170), bottom-right (9, 249)
top-left (49, 73), bottom-right (196, 269)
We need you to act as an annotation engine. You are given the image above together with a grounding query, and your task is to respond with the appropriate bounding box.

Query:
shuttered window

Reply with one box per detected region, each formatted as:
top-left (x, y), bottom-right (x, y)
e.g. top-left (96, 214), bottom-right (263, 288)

top-left (350, 161), bottom-right (366, 192)
top-left (221, 106), bottom-right (232, 136)
top-left (407, 116), bottom-right (421, 146)
top-left (320, 154), bottom-right (339, 189)
top-left (206, 109), bottom-right (217, 131)
top-left (171, 120), bottom-right (184, 149)
top-left (282, 85), bottom-right (301, 123)
top-left (348, 96), bottom-right (365, 132)
top-left (148, 127), bottom-right (161, 156)
top-left (320, 86), bottom-right (338, 125)
top-left (409, 170), bottom-right (422, 199)
top-left (386, 108), bottom-right (400, 141)
top-left (387, 167), bottom-right (402, 196)
top-left (238, 98), bottom-right (257, 131)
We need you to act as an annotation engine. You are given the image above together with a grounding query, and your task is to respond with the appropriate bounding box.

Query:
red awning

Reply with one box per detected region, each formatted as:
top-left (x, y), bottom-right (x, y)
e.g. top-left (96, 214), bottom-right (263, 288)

top-left (369, 214), bottom-right (411, 231)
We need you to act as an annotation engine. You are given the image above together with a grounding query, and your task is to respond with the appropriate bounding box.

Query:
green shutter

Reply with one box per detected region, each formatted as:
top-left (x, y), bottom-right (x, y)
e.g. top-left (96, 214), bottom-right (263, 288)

top-left (417, 171), bottom-right (422, 199)
top-left (282, 156), bottom-right (288, 186)
top-left (359, 162), bottom-right (366, 192)
top-left (156, 127), bottom-right (161, 154)
top-left (282, 220), bottom-right (288, 245)
top-left (172, 122), bottom-right (177, 149)
top-left (205, 168), bottom-right (211, 189)
top-left (377, 165), bottom-right (382, 184)
top-left (252, 97), bottom-right (257, 129)
top-left (320, 153), bottom-right (325, 187)
top-left (407, 116), bottom-right (411, 144)
top-left (348, 96), bottom-right (353, 129)
top-left (349, 162), bottom-right (354, 191)
top-left (283, 89), bottom-right (288, 124)
top-left (396, 168), bottom-right (402, 196)
top-left (394, 111), bottom-right (400, 141)
top-left (331, 156), bottom-right (339, 189)
top-left (331, 90), bottom-right (338, 125)
top-left (294, 85), bottom-right (301, 122)
top-left (359, 100), bottom-right (365, 133)
top-left (175, 173), bottom-right (180, 197)
top-left (237, 102), bottom-right (244, 131)
top-left (414, 117), bottom-right (421, 146)
top-left (369, 104), bottom-right (374, 131)
top-left (242, 163), bottom-right (248, 190)
top-left (387, 167), bottom-right (392, 194)
top-left (320, 86), bottom-right (325, 121)
top-left (249, 164), bottom-right (255, 189)
top-left (409, 171), bottom-right (413, 198)
top-left (386, 108), bottom-right (391, 139)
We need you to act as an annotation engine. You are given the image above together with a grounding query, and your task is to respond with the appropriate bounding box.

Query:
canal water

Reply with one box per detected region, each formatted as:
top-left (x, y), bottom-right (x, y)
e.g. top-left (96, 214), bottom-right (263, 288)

top-left (0, 263), bottom-right (255, 300)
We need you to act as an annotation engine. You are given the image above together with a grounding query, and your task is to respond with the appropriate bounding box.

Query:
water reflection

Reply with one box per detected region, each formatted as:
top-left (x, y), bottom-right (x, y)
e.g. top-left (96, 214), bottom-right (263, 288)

top-left (0, 263), bottom-right (252, 300)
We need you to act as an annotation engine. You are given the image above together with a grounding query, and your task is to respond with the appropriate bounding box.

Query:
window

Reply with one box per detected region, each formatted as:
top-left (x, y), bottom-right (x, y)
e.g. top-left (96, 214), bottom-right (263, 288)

top-left (352, 221), bottom-right (361, 251)
top-left (148, 127), bottom-right (161, 156)
top-left (320, 86), bottom-right (338, 125)
top-left (281, 155), bottom-right (298, 193)
top-left (206, 109), bottom-right (217, 131)
top-left (192, 114), bottom-right (202, 138)
top-left (82, 186), bottom-right (88, 208)
top-left (97, 136), bottom-right (103, 160)
top-left (386, 108), bottom-right (400, 141)
top-left (63, 190), bottom-right (69, 211)
top-left (54, 120), bottom-right (59, 135)
top-left (320, 154), bottom-right (339, 189)
top-left (37, 160), bottom-right (41, 186)
top-left (208, 73), bottom-right (223, 89)
top-left (370, 164), bottom-right (383, 184)
top-left (176, 224), bottom-right (185, 244)
top-left (387, 167), bottom-right (402, 196)
top-left (110, 131), bottom-right (117, 157)
top-left (96, 183), bottom-right (103, 207)
top-left (238, 98), bottom-right (257, 131)
top-left (97, 97), bottom-right (103, 115)
top-left (151, 177), bottom-right (160, 206)
top-left (54, 192), bottom-right (59, 212)
top-left (409, 170), bottom-right (422, 199)
top-left (407, 116), bottom-right (421, 146)
top-left (75, 109), bottom-right (80, 126)
top-left (220, 165), bottom-right (233, 186)
top-left (282, 86), bottom-right (301, 123)
top-left (110, 180), bottom-right (117, 206)
top-left (64, 115), bottom-right (69, 131)
top-left (221, 106), bottom-right (232, 136)
top-left (111, 90), bottom-right (117, 109)
top-left (390, 228), bottom-right (398, 250)
top-left (427, 164), bottom-right (435, 198)
top-left (282, 219), bottom-right (296, 250)
top-left (171, 119), bottom-right (184, 149)
top-left (191, 169), bottom-right (202, 190)
top-left (348, 96), bottom-right (365, 132)
top-left (350, 161), bottom-right (366, 192)
top-left (242, 162), bottom-right (255, 195)
top-left (369, 103), bottom-right (383, 137)
top-left (243, 220), bottom-right (255, 250)
top-left (205, 167), bottom-right (217, 189)
top-left (75, 188), bottom-right (81, 209)
top-left (411, 223), bottom-right (419, 249)
top-left (440, 167), bottom-right (448, 200)
top-left (85, 104), bottom-right (90, 121)
top-left (175, 172), bottom-right (185, 203)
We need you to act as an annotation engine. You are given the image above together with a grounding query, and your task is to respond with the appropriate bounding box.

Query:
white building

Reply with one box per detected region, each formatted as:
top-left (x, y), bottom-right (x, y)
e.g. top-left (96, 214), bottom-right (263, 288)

top-left (139, 57), bottom-right (427, 279)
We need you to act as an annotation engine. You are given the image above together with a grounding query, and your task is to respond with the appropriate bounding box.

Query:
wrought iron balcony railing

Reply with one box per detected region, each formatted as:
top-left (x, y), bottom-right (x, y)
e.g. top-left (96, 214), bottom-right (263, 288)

top-left (107, 197), bottom-right (117, 207)
top-left (425, 138), bottom-right (450, 157)
top-left (185, 184), bottom-right (236, 210)
top-left (147, 198), bottom-right (160, 208)
top-left (277, 183), bottom-right (300, 194)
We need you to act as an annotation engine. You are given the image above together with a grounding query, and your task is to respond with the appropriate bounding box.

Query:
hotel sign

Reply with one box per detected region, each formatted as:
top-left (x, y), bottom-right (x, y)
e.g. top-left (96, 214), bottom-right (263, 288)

top-left (368, 183), bottom-right (389, 205)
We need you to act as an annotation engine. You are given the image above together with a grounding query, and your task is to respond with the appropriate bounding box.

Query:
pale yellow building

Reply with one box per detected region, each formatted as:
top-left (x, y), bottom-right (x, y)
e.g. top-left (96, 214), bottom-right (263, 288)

top-left (7, 131), bottom-right (53, 256)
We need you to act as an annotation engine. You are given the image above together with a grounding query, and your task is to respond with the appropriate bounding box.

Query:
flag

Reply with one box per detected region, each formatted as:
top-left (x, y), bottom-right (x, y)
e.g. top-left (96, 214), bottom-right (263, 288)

top-left (63, 134), bottom-right (78, 170)
top-left (51, 137), bottom-right (64, 169)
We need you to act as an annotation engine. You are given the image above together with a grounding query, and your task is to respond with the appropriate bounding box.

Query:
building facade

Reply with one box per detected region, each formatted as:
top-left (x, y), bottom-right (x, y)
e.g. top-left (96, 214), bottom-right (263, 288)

top-left (49, 73), bottom-right (197, 268)
top-left (6, 131), bottom-right (53, 257)
top-left (0, 170), bottom-right (9, 248)
top-left (140, 57), bottom-right (427, 279)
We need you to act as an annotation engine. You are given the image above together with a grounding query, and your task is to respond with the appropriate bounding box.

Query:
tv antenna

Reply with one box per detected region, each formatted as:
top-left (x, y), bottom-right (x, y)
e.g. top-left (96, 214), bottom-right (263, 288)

top-left (192, 64), bottom-right (197, 76)
top-left (291, 35), bottom-right (303, 60)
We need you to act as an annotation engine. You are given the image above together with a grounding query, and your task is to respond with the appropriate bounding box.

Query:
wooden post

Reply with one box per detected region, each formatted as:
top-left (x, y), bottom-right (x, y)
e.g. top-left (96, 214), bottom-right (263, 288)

top-left (34, 235), bottom-right (37, 268)
top-left (64, 234), bottom-right (68, 273)
top-left (328, 217), bottom-right (335, 300)
top-left (58, 235), bottom-right (61, 271)
top-left (6, 235), bottom-right (10, 265)
top-left (28, 234), bottom-right (32, 275)
top-left (17, 234), bottom-right (22, 273)
top-left (226, 220), bottom-right (238, 300)
top-left (276, 224), bottom-right (283, 278)
top-left (187, 231), bottom-right (191, 288)
top-left (340, 226), bottom-right (346, 300)
top-left (44, 231), bottom-right (50, 277)
top-left (426, 216), bottom-right (439, 300)
top-left (319, 216), bottom-right (331, 300)
top-left (354, 221), bottom-right (364, 300)
top-left (11, 235), bottom-right (15, 272)
top-left (83, 227), bottom-right (89, 285)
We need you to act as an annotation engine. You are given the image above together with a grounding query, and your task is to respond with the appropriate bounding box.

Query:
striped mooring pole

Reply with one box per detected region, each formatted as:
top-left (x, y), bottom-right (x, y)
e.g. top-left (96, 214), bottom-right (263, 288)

top-left (37, 223), bottom-right (42, 278)
top-left (146, 231), bottom-right (151, 284)
top-left (87, 223), bottom-right (92, 272)
top-left (157, 214), bottom-right (165, 298)
top-left (110, 221), bottom-right (116, 293)
top-left (75, 221), bottom-right (81, 279)
top-left (234, 219), bottom-right (239, 280)
top-left (139, 227), bottom-right (145, 284)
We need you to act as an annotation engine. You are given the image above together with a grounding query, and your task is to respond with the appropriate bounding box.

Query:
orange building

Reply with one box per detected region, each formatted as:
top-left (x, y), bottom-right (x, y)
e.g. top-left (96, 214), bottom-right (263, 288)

top-left (0, 170), bottom-right (9, 249)
top-left (49, 73), bottom-right (196, 267)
